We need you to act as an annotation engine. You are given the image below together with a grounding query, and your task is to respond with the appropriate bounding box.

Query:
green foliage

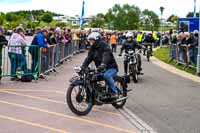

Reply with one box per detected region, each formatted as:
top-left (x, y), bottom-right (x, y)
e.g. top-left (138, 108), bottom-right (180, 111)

top-left (167, 15), bottom-right (179, 23)
top-left (25, 21), bottom-right (36, 29)
top-left (105, 4), bottom-right (141, 30)
top-left (0, 10), bottom-right (63, 29)
top-left (142, 9), bottom-right (160, 31)
top-left (5, 13), bottom-right (17, 22)
top-left (41, 13), bottom-right (53, 23)
top-left (55, 22), bottom-right (67, 27)
top-left (186, 12), bottom-right (199, 18)
top-left (90, 13), bottom-right (105, 28)
top-left (0, 15), bottom-right (4, 25)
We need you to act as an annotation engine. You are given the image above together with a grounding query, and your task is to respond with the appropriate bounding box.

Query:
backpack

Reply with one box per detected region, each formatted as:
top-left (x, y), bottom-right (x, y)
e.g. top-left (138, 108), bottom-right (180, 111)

top-left (21, 69), bottom-right (34, 82)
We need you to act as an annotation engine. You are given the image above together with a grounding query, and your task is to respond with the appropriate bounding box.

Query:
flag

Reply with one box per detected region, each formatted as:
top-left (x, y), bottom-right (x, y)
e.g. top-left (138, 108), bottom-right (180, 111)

top-left (194, 0), bottom-right (196, 17)
top-left (80, 0), bottom-right (85, 29)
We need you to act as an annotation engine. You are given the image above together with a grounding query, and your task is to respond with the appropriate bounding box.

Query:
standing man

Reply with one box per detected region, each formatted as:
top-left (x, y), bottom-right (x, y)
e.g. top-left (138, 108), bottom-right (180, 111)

top-left (29, 29), bottom-right (53, 74)
top-left (110, 32), bottom-right (117, 52)
top-left (0, 27), bottom-right (8, 83)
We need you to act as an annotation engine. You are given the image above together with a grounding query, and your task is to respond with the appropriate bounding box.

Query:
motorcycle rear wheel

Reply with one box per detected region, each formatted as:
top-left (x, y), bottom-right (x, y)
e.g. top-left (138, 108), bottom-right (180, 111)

top-left (112, 77), bottom-right (127, 109)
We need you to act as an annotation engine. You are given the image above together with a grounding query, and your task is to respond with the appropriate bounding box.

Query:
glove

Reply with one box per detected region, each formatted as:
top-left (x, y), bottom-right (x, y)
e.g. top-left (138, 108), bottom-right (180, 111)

top-left (97, 64), bottom-right (106, 72)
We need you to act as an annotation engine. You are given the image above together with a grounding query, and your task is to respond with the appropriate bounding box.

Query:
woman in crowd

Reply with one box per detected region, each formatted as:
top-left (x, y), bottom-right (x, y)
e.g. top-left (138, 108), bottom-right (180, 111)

top-left (8, 26), bottom-right (27, 80)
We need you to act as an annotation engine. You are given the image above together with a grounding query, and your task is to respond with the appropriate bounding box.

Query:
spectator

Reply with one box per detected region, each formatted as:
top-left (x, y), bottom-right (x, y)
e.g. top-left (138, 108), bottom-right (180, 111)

top-left (110, 32), bottom-right (117, 52)
top-left (29, 28), bottom-right (52, 74)
top-left (0, 27), bottom-right (8, 83)
top-left (8, 26), bottom-right (27, 81)
top-left (188, 30), bottom-right (199, 66)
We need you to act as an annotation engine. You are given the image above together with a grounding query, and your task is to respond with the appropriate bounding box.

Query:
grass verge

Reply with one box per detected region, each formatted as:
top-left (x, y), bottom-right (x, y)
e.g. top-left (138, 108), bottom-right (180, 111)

top-left (153, 47), bottom-right (197, 75)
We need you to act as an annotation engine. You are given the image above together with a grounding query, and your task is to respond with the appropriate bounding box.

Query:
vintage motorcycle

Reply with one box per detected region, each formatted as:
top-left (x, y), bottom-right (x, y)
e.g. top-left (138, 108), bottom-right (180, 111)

top-left (66, 66), bottom-right (130, 116)
top-left (124, 49), bottom-right (142, 83)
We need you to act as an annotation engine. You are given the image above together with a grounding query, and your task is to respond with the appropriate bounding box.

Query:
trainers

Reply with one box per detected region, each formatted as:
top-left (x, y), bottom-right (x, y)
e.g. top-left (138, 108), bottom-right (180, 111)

top-left (16, 70), bottom-right (24, 79)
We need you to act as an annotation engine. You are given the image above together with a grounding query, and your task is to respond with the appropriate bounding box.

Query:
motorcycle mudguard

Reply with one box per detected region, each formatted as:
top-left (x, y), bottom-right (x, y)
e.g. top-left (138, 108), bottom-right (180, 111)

top-left (70, 79), bottom-right (84, 86)
top-left (70, 79), bottom-right (93, 97)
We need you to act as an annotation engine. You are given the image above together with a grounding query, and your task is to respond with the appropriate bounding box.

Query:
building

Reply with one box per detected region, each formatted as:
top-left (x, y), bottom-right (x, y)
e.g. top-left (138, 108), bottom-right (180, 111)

top-left (53, 15), bottom-right (92, 27)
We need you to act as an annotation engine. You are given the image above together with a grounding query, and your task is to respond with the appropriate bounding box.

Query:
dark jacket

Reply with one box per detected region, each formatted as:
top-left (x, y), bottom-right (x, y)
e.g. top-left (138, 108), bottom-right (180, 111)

top-left (120, 40), bottom-right (142, 54)
top-left (0, 35), bottom-right (8, 51)
top-left (144, 35), bottom-right (155, 43)
top-left (82, 41), bottom-right (118, 71)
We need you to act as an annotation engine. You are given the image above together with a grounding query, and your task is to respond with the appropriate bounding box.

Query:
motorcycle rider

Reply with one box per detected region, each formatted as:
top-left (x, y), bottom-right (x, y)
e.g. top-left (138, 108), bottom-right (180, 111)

top-left (82, 32), bottom-right (119, 98)
top-left (119, 32), bottom-right (143, 75)
top-left (143, 33), bottom-right (155, 55)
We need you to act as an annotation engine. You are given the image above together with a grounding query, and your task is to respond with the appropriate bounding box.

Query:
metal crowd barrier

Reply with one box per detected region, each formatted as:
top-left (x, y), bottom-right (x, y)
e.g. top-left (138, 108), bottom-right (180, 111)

top-left (0, 40), bottom-right (86, 81)
top-left (40, 40), bottom-right (86, 75)
top-left (0, 45), bottom-right (40, 80)
top-left (169, 43), bottom-right (198, 70)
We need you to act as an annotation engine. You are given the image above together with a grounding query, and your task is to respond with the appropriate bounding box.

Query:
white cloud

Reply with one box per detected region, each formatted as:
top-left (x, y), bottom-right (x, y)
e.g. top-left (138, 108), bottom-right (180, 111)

top-left (0, 0), bottom-right (199, 18)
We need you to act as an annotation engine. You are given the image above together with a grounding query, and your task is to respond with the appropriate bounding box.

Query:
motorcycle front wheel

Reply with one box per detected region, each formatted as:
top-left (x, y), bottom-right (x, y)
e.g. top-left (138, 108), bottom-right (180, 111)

top-left (147, 49), bottom-right (151, 62)
top-left (130, 64), bottom-right (138, 83)
top-left (66, 84), bottom-right (93, 116)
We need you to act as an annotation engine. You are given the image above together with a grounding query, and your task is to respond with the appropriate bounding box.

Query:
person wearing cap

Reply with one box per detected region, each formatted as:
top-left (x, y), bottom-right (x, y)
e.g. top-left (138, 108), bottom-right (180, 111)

top-left (29, 28), bottom-right (53, 74)
top-left (8, 26), bottom-right (26, 81)
top-left (0, 27), bottom-right (8, 83)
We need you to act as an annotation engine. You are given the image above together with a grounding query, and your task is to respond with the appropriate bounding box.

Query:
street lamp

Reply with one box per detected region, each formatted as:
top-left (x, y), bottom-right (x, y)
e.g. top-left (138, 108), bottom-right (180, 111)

top-left (160, 6), bottom-right (165, 47)
top-left (197, 9), bottom-right (200, 76)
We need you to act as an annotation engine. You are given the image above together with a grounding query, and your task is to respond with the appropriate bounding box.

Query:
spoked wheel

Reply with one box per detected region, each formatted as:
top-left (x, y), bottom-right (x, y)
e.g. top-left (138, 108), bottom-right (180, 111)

top-left (147, 49), bottom-right (151, 62)
top-left (130, 64), bottom-right (138, 83)
top-left (66, 84), bottom-right (93, 116)
top-left (112, 77), bottom-right (127, 109)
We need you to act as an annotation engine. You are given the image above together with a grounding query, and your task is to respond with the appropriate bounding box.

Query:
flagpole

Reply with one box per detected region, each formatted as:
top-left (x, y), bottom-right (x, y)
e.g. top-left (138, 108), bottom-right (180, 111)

top-left (80, 0), bottom-right (85, 30)
top-left (194, 0), bottom-right (197, 17)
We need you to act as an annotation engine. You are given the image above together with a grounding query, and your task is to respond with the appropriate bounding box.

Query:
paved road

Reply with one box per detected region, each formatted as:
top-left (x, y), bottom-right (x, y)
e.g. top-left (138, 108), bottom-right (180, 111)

top-left (1, 41), bottom-right (200, 133)
top-left (0, 52), bottom-right (137, 133)
top-left (115, 51), bottom-right (200, 133)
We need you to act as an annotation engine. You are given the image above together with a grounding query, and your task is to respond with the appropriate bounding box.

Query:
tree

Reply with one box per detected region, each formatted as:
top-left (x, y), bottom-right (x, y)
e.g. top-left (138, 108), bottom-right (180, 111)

top-left (0, 15), bottom-right (3, 25)
top-left (5, 13), bottom-right (17, 22)
top-left (105, 4), bottom-right (141, 30)
top-left (167, 15), bottom-right (179, 23)
top-left (186, 12), bottom-right (199, 17)
top-left (41, 13), bottom-right (53, 23)
top-left (90, 13), bottom-right (105, 28)
top-left (141, 9), bottom-right (160, 31)
top-left (55, 22), bottom-right (67, 27)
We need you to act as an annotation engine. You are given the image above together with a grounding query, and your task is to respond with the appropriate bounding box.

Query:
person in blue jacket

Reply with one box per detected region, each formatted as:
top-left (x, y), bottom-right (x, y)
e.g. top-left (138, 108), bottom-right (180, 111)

top-left (29, 29), bottom-right (52, 74)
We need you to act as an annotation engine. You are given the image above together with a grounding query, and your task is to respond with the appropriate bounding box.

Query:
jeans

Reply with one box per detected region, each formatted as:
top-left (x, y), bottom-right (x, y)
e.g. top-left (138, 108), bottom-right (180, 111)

top-left (9, 53), bottom-right (26, 77)
top-left (111, 44), bottom-right (117, 52)
top-left (103, 68), bottom-right (118, 94)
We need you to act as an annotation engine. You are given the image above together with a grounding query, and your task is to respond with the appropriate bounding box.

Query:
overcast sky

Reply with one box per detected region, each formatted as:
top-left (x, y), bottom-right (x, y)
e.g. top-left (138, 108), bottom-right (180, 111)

top-left (0, 0), bottom-right (198, 18)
